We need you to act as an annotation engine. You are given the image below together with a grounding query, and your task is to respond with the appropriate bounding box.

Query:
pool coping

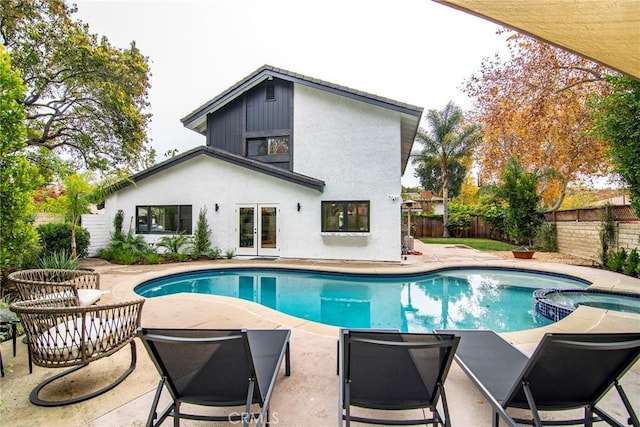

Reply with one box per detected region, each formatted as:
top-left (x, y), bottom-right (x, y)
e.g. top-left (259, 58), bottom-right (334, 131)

top-left (104, 256), bottom-right (640, 342)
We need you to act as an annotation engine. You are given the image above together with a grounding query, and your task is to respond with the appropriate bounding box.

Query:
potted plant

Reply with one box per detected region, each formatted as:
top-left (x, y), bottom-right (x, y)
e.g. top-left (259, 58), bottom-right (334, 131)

top-left (499, 158), bottom-right (544, 258)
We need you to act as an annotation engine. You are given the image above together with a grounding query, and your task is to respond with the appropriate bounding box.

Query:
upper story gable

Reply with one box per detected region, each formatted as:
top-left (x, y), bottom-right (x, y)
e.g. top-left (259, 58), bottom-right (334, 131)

top-left (204, 78), bottom-right (294, 170)
top-left (181, 65), bottom-right (423, 175)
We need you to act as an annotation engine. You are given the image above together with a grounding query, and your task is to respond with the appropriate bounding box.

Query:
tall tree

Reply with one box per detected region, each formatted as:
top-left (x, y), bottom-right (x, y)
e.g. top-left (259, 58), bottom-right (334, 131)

top-left (413, 102), bottom-right (480, 237)
top-left (0, 45), bottom-right (40, 280)
top-left (590, 75), bottom-right (640, 217)
top-left (464, 31), bottom-right (611, 211)
top-left (0, 0), bottom-right (152, 172)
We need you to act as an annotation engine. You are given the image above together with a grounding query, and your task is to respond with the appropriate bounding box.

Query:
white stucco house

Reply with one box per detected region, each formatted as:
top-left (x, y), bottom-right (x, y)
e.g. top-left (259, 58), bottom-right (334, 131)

top-left (101, 65), bottom-right (423, 262)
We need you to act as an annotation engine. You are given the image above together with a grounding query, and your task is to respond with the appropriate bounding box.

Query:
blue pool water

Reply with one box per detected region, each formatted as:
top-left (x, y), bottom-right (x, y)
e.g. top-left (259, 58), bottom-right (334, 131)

top-left (136, 268), bottom-right (590, 333)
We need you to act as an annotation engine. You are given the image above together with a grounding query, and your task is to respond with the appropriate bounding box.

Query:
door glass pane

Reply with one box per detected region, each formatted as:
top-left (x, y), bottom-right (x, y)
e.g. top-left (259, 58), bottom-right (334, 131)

top-left (260, 207), bottom-right (277, 249)
top-left (239, 207), bottom-right (255, 248)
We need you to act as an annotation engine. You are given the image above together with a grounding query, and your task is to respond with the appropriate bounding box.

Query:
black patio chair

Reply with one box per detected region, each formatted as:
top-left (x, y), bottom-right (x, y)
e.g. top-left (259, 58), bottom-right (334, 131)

top-left (138, 327), bottom-right (291, 427)
top-left (339, 329), bottom-right (460, 426)
top-left (436, 329), bottom-right (640, 427)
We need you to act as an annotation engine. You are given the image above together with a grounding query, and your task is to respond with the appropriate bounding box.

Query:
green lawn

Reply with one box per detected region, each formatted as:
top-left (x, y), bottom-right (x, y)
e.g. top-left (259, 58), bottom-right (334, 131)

top-left (419, 237), bottom-right (517, 251)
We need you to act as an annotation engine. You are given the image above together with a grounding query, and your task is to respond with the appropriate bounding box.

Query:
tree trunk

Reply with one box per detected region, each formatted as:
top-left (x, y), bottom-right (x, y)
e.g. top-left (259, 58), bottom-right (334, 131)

top-left (442, 171), bottom-right (450, 238)
top-left (70, 219), bottom-right (77, 259)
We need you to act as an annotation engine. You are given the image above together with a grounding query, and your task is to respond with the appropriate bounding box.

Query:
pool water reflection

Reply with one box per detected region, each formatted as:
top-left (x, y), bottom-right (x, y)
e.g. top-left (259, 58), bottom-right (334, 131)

top-left (136, 268), bottom-right (589, 333)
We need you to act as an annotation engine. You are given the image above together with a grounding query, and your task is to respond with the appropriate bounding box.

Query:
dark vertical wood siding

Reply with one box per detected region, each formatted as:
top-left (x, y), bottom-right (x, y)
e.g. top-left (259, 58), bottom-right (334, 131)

top-left (205, 78), bottom-right (293, 164)
top-left (246, 79), bottom-right (292, 132)
top-left (207, 100), bottom-right (243, 155)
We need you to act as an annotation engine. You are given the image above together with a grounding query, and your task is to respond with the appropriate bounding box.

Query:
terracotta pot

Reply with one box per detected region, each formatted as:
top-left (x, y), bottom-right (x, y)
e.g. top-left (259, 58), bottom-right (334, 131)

top-left (512, 249), bottom-right (535, 259)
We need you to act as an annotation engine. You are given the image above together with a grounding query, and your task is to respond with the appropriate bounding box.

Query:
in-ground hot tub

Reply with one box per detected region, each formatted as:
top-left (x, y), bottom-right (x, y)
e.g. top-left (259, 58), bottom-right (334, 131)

top-left (534, 288), bottom-right (640, 321)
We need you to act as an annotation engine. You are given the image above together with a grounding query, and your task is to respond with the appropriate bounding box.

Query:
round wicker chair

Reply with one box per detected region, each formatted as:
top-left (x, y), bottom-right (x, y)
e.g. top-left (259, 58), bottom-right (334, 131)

top-left (10, 296), bottom-right (145, 406)
top-left (9, 269), bottom-right (103, 306)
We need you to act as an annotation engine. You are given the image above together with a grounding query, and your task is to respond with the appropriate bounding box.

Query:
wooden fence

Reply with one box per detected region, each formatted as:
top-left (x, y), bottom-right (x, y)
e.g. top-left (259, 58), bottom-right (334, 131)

top-left (410, 205), bottom-right (638, 239)
top-left (410, 215), bottom-right (494, 239)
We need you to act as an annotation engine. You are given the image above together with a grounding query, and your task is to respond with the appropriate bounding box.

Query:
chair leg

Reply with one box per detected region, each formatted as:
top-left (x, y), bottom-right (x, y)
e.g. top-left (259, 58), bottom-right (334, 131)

top-left (285, 341), bottom-right (291, 376)
top-left (30, 340), bottom-right (137, 407)
top-left (614, 380), bottom-right (640, 427)
top-left (522, 381), bottom-right (543, 427)
top-left (438, 382), bottom-right (451, 427)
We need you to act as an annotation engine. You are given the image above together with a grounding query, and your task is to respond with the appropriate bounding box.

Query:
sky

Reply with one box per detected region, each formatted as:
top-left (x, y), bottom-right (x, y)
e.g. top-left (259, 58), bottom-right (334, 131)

top-left (73, 0), bottom-right (509, 187)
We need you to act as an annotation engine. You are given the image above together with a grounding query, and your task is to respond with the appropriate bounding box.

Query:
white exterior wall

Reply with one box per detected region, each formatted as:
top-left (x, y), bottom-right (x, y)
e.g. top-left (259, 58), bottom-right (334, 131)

top-left (105, 156), bottom-right (321, 257)
top-left (102, 83), bottom-right (405, 262)
top-left (293, 85), bottom-right (402, 261)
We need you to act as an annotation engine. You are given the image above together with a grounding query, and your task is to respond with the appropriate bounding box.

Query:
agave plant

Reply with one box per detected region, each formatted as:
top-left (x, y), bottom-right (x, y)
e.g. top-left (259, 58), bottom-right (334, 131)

top-left (38, 250), bottom-right (80, 270)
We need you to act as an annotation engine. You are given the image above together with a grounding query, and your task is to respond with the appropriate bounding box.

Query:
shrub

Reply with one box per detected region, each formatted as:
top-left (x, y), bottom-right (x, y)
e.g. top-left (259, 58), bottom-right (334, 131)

top-left (447, 204), bottom-right (474, 237)
top-left (192, 206), bottom-right (212, 257)
top-left (113, 209), bottom-right (125, 241)
top-left (157, 231), bottom-right (192, 255)
top-left (535, 223), bottom-right (558, 252)
top-left (225, 249), bottom-right (235, 259)
top-left (606, 248), bottom-right (627, 272)
top-left (143, 252), bottom-right (163, 264)
top-left (207, 247), bottom-right (222, 260)
top-left (623, 249), bottom-right (639, 277)
top-left (599, 203), bottom-right (616, 266)
top-left (98, 229), bottom-right (151, 264)
top-left (37, 222), bottom-right (90, 258)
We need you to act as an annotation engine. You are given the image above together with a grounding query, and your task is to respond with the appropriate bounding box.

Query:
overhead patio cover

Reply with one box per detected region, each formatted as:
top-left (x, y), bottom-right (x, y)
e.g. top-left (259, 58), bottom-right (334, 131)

top-left (433, 0), bottom-right (640, 80)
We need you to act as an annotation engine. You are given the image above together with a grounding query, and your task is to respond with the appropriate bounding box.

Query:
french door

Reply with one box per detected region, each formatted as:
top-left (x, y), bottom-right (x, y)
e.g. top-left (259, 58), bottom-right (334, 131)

top-left (237, 204), bottom-right (279, 257)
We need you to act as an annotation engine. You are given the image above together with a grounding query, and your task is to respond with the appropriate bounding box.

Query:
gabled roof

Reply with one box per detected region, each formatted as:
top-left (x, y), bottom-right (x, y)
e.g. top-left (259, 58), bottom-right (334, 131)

top-left (121, 145), bottom-right (325, 192)
top-left (181, 65), bottom-right (424, 173)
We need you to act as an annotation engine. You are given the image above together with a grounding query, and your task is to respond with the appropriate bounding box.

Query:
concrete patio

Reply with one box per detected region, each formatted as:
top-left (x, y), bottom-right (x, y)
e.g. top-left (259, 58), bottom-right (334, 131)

top-left (1, 242), bottom-right (639, 426)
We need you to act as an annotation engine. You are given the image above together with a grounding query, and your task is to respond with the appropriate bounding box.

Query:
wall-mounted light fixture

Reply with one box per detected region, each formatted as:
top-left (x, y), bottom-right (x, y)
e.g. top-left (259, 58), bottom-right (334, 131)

top-left (388, 195), bottom-right (400, 201)
top-left (215, 203), bottom-right (219, 212)
top-left (297, 202), bottom-right (301, 212)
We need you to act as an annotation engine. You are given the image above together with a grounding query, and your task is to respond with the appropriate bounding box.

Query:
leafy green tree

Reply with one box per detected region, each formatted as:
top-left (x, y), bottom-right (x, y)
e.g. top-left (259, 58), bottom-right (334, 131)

top-left (499, 158), bottom-right (544, 246)
top-left (590, 75), bottom-right (640, 218)
top-left (414, 159), bottom-right (466, 199)
top-left (0, 45), bottom-right (40, 281)
top-left (413, 102), bottom-right (480, 237)
top-left (0, 0), bottom-right (152, 172)
top-left (41, 172), bottom-right (126, 257)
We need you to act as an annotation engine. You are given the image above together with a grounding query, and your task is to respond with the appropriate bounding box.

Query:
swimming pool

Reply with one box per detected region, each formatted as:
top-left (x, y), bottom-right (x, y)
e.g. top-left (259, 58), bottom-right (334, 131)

top-left (135, 267), bottom-right (590, 333)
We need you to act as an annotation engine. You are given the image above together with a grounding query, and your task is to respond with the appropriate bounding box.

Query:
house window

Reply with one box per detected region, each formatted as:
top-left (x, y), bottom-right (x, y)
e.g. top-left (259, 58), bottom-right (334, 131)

top-left (321, 201), bottom-right (370, 232)
top-left (247, 136), bottom-right (289, 156)
top-left (136, 205), bottom-right (192, 234)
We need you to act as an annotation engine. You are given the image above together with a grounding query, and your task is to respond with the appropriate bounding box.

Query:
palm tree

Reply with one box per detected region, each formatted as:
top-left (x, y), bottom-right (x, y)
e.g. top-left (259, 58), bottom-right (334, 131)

top-left (413, 102), bottom-right (480, 237)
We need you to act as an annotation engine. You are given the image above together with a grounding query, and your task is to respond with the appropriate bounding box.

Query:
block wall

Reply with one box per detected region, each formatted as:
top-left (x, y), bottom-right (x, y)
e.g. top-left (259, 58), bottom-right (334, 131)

top-left (554, 221), bottom-right (640, 262)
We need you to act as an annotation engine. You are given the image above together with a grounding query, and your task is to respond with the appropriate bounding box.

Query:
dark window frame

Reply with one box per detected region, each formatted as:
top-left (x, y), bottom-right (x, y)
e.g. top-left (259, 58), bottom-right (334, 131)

top-left (136, 205), bottom-right (193, 235)
top-left (321, 201), bottom-right (370, 232)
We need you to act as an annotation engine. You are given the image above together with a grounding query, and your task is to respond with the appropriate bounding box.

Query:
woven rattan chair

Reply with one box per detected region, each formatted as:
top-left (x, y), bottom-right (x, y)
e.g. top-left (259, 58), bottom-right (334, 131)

top-left (10, 296), bottom-right (145, 407)
top-left (9, 269), bottom-right (103, 306)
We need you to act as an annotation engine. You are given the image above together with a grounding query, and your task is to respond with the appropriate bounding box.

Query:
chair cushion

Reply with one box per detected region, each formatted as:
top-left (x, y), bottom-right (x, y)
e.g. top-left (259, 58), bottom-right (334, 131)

top-left (77, 289), bottom-right (102, 306)
top-left (34, 316), bottom-right (126, 362)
